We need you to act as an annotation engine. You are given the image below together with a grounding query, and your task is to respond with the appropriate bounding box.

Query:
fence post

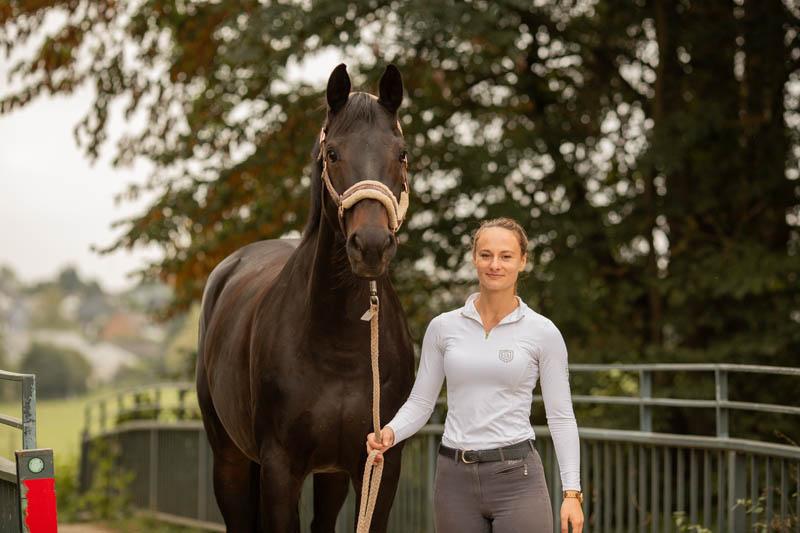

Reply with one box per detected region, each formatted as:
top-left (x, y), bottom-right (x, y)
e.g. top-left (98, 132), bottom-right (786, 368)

top-left (639, 370), bottom-right (652, 432)
top-left (197, 431), bottom-right (207, 521)
top-left (16, 448), bottom-right (57, 532)
top-left (715, 368), bottom-right (729, 438)
top-left (149, 428), bottom-right (158, 512)
top-left (727, 450), bottom-right (746, 533)
top-left (20, 375), bottom-right (36, 450)
top-left (99, 402), bottom-right (107, 433)
top-left (427, 409), bottom-right (442, 533)
top-left (178, 389), bottom-right (187, 420)
top-left (155, 388), bottom-right (162, 420)
top-left (82, 405), bottom-right (91, 441)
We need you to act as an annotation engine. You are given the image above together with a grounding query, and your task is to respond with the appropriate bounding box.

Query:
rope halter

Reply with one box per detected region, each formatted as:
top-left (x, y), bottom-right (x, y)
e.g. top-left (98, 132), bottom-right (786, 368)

top-left (318, 127), bottom-right (410, 234)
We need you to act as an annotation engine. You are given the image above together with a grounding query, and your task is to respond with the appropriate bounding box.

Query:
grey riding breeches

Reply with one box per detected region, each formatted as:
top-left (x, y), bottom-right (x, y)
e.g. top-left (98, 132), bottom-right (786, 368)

top-left (433, 446), bottom-right (554, 533)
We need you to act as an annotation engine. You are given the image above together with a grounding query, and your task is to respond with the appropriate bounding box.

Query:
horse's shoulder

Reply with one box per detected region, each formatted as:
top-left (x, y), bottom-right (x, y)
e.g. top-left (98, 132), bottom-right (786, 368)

top-left (235, 239), bottom-right (301, 281)
top-left (202, 238), bottom-right (300, 311)
top-left (240, 237), bottom-right (301, 255)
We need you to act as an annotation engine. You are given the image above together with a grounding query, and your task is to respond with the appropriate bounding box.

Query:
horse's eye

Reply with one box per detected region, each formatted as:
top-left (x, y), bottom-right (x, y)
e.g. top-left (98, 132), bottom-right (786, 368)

top-left (399, 150), bottom-right (408, 164)
top-left (326, 149), bottom-right (338, 162)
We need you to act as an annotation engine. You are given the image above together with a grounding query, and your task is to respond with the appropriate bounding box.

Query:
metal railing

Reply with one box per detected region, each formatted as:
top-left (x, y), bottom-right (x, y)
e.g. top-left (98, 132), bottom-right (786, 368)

top-left (79, 364), bottom-right (800, 532)
top-left (1, 370), bottom-right (38, 530)
top-left (82, 381), bottom-right (197, 439)
top-left (562, 364), bottom-right (800, 439)
top-left (0, 370), bottom-right (37, 451)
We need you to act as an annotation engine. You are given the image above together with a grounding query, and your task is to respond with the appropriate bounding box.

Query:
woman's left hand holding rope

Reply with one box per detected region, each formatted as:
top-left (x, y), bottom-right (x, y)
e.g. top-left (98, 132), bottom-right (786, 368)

top-left (365, 426), bottom-right (395, 463)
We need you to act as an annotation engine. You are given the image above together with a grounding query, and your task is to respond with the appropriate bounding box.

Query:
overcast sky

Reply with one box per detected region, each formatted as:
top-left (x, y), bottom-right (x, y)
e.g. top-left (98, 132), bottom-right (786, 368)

top-left (0, 84), bottom-right (161, 292)
top-left (0, 48), bottom-right (342, 292)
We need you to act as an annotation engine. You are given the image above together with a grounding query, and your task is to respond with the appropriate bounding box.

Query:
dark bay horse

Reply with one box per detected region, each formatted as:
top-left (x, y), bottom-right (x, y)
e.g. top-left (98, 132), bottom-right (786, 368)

top-left (196, 64), bottom-right (415, 532)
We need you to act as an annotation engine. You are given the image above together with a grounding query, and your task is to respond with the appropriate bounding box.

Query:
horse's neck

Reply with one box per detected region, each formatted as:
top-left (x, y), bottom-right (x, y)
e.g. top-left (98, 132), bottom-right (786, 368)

top-left (300, 218), bottom-right (378, 331)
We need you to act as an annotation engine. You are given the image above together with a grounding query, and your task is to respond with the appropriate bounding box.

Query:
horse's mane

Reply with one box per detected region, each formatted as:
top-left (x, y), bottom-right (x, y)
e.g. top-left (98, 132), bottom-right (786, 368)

top-left (301, 93), bottom-right (386, 242)
top-left (301, 136), bottom-right (324, 242)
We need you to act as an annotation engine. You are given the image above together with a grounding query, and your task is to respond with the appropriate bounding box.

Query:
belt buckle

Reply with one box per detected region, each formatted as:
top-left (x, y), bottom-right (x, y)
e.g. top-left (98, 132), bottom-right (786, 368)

top-left (460, 450), bottom-right (478, 464)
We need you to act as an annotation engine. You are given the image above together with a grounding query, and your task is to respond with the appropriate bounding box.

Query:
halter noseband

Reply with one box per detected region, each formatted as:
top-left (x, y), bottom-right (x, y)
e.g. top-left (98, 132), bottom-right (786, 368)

top-left (317, 127), bottom-right (410, 234)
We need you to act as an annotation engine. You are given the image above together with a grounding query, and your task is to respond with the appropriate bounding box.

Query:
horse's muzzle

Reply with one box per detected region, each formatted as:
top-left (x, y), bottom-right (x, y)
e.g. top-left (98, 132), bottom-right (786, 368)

top-left (346, 226), bottom-right (397, 278)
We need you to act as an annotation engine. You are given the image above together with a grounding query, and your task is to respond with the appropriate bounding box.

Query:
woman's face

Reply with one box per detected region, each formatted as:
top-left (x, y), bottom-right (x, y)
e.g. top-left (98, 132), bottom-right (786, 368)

top-left (472, 227), bottom-right (527, 293)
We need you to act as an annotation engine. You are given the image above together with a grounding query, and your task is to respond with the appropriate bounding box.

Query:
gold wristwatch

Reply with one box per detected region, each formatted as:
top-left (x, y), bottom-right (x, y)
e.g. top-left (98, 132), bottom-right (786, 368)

top-left (563, 490), bottom-right (584, 503)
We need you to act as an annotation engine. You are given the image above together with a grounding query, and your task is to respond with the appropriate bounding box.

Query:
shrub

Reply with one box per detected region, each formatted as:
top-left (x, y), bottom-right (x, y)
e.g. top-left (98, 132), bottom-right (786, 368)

top-left (58, 440), bottom-right (133, 523)
top-left (19, 343), bottom-right (91, 398)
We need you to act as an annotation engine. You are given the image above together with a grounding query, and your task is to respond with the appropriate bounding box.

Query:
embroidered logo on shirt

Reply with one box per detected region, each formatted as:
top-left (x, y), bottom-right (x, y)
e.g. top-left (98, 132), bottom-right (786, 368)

top-left (498, 349), bottom-right (514, 363)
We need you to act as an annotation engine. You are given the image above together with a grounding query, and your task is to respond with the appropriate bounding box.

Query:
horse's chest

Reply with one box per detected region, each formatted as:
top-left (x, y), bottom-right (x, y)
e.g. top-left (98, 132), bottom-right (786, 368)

top-left (307, 382), bottom-right (372, 430)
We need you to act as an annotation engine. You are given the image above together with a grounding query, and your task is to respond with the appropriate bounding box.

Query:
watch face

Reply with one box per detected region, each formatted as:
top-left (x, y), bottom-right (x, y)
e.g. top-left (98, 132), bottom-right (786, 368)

top-left (28, 457), bottom-right (44, 474)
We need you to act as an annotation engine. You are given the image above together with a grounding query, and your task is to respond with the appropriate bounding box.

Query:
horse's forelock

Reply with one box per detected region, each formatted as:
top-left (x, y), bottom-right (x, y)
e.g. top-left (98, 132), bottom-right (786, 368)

top-left (326, 92), bottom-right (393, 136)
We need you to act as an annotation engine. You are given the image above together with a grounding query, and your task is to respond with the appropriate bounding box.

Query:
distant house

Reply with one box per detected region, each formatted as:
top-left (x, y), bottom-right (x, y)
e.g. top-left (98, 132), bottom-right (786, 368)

top-left (98, 312), bottom-right (145, 342)
top-left (0, 290), bottom-right (32, 364)
top-left (60, 294), bottom-right (82, 322)
top-left (77, 290), bottom-right (114, 327)
top-left (124, 283), bottom-right (172, 313)
top-left (97, 311), bottom-right (165, 359)
top-left (0, 288), bottom-right (30, 335)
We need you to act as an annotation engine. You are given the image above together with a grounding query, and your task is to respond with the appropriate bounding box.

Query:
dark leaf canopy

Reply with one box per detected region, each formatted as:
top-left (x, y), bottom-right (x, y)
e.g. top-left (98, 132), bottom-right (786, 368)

top-left (2, 1), bottom-right (798, 385)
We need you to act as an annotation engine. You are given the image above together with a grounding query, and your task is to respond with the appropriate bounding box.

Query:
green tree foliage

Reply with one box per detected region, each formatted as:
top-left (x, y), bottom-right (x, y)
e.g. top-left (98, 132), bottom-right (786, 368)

top-left (0, 264), bottom-right (19, 288)
top-left (19, 342), bottom-right (91, 398)
top-left (2, 1), bottom-right (799, 434)
top-left (57, 266), bottom-right (83, 294)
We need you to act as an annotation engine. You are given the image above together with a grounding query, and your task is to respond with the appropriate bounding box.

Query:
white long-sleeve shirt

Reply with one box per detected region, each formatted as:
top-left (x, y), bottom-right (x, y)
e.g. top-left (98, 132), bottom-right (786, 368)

top-left (386, 293), bottom-right (581, 490)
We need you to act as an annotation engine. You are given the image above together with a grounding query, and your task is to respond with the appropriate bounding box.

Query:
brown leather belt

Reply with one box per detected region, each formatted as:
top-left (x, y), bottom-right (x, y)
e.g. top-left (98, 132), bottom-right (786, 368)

top-left (439, 439), bottom-right (535, 464)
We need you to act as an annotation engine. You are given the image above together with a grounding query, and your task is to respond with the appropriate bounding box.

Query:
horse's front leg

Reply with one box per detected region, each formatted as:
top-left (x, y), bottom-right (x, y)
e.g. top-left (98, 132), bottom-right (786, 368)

top-left (258, 447), bottom-right (304, 533)
top-left (351, 442), bottom-right (405, 533)
top-left (311, 471), bottom-right (350, 533)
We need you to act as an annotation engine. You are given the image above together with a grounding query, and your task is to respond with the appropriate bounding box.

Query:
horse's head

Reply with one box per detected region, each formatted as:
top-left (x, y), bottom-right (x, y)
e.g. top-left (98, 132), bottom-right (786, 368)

top-left (320, 64), bottom-right (409, 279)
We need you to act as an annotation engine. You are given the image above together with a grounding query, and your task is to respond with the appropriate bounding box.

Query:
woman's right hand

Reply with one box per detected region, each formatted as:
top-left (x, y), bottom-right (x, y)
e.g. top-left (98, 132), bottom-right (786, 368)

top-left (366, 426), bottom-right (395, 463)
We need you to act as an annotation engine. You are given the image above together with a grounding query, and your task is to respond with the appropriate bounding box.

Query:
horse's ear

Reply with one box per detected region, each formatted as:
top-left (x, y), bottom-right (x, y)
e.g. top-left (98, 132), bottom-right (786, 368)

top-left (378, 64), bottom-right (403, 115)
top-left (326, 63), bottom-right (351, 114)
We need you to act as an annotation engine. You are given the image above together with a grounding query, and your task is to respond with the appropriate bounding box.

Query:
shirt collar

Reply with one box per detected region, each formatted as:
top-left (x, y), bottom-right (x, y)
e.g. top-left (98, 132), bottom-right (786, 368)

top-left (459, 292), bottom-right (528, 325)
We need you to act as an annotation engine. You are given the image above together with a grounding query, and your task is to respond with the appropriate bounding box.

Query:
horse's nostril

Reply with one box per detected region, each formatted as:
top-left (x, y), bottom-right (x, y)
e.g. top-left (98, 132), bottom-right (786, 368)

top-left (352, 233), bottom-right (365, 253)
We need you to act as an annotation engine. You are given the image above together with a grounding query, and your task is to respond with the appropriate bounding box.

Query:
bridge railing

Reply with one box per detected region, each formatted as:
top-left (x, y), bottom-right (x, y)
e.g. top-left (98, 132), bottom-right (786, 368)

top-left (81, 381), bottom-right (198, 439)
top-left (562, 363), bottom-right (800, 439)
top-left (79, 364), bottom-right (800, 532)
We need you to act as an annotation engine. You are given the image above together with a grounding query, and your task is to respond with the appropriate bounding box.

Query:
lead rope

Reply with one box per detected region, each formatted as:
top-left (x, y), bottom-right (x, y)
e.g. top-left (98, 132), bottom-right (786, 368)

top-left (356, 280), bottom-right (383, 533)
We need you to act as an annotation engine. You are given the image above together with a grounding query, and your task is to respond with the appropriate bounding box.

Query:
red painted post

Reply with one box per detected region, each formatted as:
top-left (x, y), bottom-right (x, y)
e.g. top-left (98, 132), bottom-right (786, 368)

top-left (16, 448), bottom-right (58, 533)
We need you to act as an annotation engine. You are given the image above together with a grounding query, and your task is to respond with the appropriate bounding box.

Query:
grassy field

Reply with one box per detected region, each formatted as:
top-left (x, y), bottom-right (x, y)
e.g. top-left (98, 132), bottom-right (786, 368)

top-left (0, 390), bottom-right (106, 464)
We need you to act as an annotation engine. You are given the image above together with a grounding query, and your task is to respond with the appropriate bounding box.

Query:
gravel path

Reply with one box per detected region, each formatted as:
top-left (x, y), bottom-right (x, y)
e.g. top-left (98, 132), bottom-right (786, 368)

top-left (59, 524), bottom-right (118, 533)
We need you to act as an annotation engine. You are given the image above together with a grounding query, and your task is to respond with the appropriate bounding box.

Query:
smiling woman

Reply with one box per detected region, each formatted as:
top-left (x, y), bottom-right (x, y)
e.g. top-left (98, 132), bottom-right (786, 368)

top-left (367, 216), bottom-right (585, 533)
top-left (471, 218), bottom-right (529, 303)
